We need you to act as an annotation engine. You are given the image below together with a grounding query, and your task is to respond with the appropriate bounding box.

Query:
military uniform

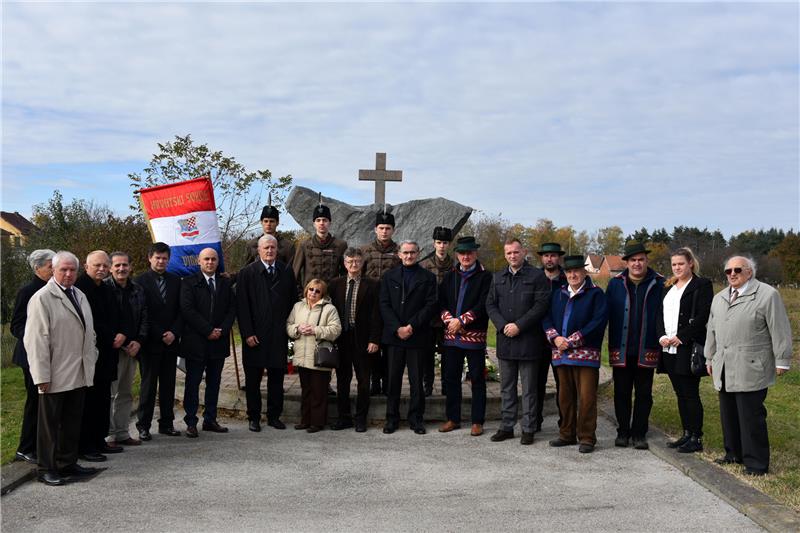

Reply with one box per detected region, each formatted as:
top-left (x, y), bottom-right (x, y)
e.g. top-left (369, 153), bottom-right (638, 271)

top-left (244, 235), bottom-right (295, 267)
top-left (293, 234), bottom-right (348, 287)
top-left (361, 240), bottom-right (401, 281)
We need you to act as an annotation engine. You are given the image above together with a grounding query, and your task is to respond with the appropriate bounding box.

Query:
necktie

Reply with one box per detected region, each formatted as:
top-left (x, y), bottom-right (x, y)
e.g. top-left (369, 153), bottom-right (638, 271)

top-left (208, 276), bottom-right (216, 314)
top-left (157, 275), bottom-right (167, 302)
top-left (344, 278), bottom-right (355, 331)
top-left (267, 265), bottom-right (275, 278)
top-left (66, 287), bottom-right (86, 327)
top-left (730, 288), bottom-right (739, 305)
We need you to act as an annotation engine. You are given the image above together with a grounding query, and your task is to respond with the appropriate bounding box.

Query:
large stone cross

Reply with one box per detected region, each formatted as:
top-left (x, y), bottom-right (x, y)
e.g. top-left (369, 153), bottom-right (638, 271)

top-left (358, 152), bottom-right (402, 205)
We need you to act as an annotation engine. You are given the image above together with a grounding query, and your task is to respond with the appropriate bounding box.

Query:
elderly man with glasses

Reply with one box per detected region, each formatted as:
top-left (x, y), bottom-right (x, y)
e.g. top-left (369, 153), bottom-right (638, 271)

top-left (705, 256), bottom-right (792, 476)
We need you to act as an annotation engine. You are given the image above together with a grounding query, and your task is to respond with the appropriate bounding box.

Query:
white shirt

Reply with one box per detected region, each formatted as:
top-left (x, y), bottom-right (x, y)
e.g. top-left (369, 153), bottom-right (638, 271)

top-left (661, 279), bottom-right (690, 354)
top-left (567, 281), bottom-right (586, 299)
top-left (730, 280), bottom-right (749, 299)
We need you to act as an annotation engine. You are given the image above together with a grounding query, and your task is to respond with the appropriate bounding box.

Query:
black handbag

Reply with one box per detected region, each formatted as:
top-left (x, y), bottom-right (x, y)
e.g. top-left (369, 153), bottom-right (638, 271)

top-left (687, 288), bottom-right (708, 377)
top-left (312, 304), bottom-right (340, 368)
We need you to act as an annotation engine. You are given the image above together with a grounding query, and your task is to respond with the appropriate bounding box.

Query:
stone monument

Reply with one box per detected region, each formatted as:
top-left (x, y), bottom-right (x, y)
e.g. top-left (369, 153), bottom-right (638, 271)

top-left (285, 153), bottom-right (472, 258)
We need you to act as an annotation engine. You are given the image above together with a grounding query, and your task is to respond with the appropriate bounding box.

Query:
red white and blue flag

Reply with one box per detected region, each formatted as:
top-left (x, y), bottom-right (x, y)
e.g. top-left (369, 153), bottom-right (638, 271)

top-left (139, 177), bottom-right (225, 276)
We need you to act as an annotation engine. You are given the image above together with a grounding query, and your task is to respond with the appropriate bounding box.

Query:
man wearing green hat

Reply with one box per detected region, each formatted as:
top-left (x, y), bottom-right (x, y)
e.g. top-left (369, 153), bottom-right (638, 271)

top-left (536, 242), bottom-right (567, 432)
top-left (606, 242), bottom-right (664, 450)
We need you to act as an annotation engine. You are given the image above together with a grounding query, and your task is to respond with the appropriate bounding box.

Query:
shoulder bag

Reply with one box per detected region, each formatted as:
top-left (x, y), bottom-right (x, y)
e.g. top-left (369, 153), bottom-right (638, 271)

top-left (313, 303), bottom-right (340, 368)
top-left (687, 287), bottom-right (708, 377)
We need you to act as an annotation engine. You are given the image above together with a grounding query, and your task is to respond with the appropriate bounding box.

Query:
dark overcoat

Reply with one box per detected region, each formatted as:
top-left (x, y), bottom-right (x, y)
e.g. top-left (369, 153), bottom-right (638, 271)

top-left (379, 265), bottom-right (437, 349)
top-left (329, 275), bottom-right (383, 350)
top-left (74, 273), bottom-right (121, 382)
top-left (180, 272), bottom-right (236, 360)
top-left (486, 263), bottom-right (551, 360)
top-left (135, 269), bottom-right (183, 356)
top-left (655, 276), bottom-right (714, 376)
top-left (236, 260), bottom-right (297, 368)
top-left (11, 275), bottom-right (47, 369)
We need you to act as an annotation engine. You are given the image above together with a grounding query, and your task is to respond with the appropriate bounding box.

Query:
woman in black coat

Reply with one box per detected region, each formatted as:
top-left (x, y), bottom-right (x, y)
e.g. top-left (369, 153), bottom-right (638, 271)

top-left (656, 247), bottom-right (713, 453)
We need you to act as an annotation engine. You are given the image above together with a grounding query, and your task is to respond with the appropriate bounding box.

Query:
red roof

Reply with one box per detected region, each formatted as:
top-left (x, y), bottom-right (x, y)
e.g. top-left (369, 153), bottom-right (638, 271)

top-left (605, 255), bottom-right (626, 272)
top-left (586, 254), bottom-right (604, 269)
top-left (0, 211), bottom-right (37, 235)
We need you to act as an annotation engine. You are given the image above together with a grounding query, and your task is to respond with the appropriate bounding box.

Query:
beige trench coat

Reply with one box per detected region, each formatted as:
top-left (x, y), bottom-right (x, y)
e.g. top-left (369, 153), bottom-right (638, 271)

top-left (705, 279), bottom-right (793, 393)
top-left (24, 278), bottom-right (98, 394)
top-left (287, 297), bottom-right (342, 372)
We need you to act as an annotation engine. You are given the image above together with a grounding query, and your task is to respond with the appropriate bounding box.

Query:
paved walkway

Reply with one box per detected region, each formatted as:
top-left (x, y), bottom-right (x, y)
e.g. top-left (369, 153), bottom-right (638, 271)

top-left (1, 413), bottom-right (761, 532)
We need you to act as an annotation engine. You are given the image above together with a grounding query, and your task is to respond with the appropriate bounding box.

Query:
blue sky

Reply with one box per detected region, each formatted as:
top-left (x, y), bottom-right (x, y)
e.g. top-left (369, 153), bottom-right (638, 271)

top-left (2, 2), bottom-right (798, 237)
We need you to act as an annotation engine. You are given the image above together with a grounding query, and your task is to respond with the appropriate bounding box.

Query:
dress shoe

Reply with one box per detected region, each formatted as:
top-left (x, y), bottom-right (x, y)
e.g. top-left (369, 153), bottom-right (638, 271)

top-left (306, 425), bottom-right (323, 433)
top-left (79, 453), bottom-right (107, 462)
top-left (185, 426), bottom-right (199, 438)
top-left (438, 421), bottom-right (461, 433)
top-left (15, 451), bottom-right (37, 464)
top-left (520, 432), bottom-right (534, 445)
top-left (267, 419), bottom-right (286, 430)
top-left (382, 424), bottom-right (397, 434)
top-left (331, 420), bottom-right (354, 431)
top-left (614, 436), bottom-right (630, 448)
top-left (202, 420), bottom-right (229, 433)
top-left (633, 438), bottom-right (649, 450)
top-left (294, 423), bottom-right (309, 430)
top-left (158, 427), bottom-right (181, 437)
top-left (101, 443), bottom-right (123, 454)
top-left (744, 468), bottom-right (768, 477)
top-left (355, 421), bottom-right (367, 433)
top-left (714, 456), bottom-right (743, 465)
top-left (578, 443), bottom-right (595, 454)
top-left (138, 428), bottom-right (152, 441)
top-left (38, 472), bottom-right (66, 486)
top-left (116, 437), bottom-right (142, 446)
top-left (60, 463), bottom-right (98, 477)
top-left (667, 431), bottom-right (691, 449)
top-left (677, 435), bottom-right (703, 454)
top-left (413, 426), bottom-right (427, 435)
top-left (490, 429), bottom-right (515, 442)
top-left (249, 420), bottom-right (262, 432)
top-left (549, 438), bottom-right (577, 447)
top-left (470, 424), bottom-right (484, 437)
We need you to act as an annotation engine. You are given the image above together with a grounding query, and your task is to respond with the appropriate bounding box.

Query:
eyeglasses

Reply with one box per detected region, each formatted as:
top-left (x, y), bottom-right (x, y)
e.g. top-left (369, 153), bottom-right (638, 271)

top-left (724, 267), bottom-right (745, 275)
top-left (307, 287), bottom-right (322, 294)
top-left (344, 259), bottom-right (362, 265)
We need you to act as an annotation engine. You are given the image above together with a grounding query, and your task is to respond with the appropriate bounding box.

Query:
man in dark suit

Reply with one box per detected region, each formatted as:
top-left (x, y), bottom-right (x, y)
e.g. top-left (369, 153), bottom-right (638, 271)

top-left (180, 247), bottom-right (236, 437)
top-left (134, 242), bottom-right (183, 440)
top-left (379, 240), bottom-right (438, 435)
top-left (10, 249), bottom-right (55, 464)
top-left (237, 234), bottom-right (297, 432)
top-left (329, 248), bottom-right (382, 432)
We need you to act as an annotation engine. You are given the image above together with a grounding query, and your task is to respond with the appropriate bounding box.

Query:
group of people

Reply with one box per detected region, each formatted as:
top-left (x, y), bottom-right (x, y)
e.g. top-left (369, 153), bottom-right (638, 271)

top-left (11, 200), bottom-right (793, 486)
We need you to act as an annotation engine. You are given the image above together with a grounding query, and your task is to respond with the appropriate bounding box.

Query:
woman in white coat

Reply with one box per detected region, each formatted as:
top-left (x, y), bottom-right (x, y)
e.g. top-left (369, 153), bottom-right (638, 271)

top-left (287, 279), bottom-right (342, 432)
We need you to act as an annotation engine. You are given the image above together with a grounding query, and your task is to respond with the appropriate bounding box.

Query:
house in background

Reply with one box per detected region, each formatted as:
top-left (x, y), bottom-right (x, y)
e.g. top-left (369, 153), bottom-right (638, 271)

top-left (585, 254), bottom-right (604, 275)
top-left (586, 254), bottom-right (627, 278)
top-left (0, 211), bottom-right (38, 247)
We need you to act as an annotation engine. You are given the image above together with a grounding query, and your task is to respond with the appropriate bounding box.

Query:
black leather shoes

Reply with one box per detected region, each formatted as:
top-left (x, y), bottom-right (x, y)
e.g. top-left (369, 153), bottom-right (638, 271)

top-left (60, 463), bottom-right (98, 477)
top-left (520, 432), bottom-right (534, 445)
top-left (15, 451), bottom-right (37, 464)
top-left (202, 420), bottom-right (229, 433)
top-left (331, 420), bottom-right (354, 431)
top-left (101, 443), bottom-right (123, 454)
top-left (490, 429), bottom-right (515, 442)
top-left (355, 421), bottom-right (367, 433)
top-left (158, 427), bottom-right (181, 437)
top-left (306, 425), bottom-right (323, 433)
top-left (79, 453), bottom-right (107, 462)
top-left (677, 435), bottom-right (703, 454)
top-left (249, 420), bottom-right (262, 432)
top-left (38, 472), bottom-right (66, 486)
top-left (138, 428), bottom-right (152, 441)
top-left (579, 443), bottom-right (595, 454)
top-left (614, 436), bottom-right (630, 448)
top-left (714, 456), bottom-right (743, 465)
top-left (294, 423), bottom-right (309, 430)
top-left (382, 424), bottom-right (397, 434)
top-left (633, 438), bottom-right (649, 450)
top-left (412, 426), bottom-right (427, 435)
top-left (185, 426), bottom-right (198, 438)
top-left (667, 431), bottom-right (691, 449)
top-left (267, 419), bottom-right (286, 430)
top-left (549, 438), bottom-right (577, 447)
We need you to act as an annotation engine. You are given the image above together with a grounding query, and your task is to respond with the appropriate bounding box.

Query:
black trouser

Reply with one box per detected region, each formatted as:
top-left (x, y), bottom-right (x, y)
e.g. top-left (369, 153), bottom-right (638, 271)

top-left (667, 372), bottom-right (703, 435)
top-left (385, 346), bottom-right (425, 428)
top-left (336, 330), bottom-right (372, 423)
top-left (183, 357), bottom-right (225, 428)
top-left (612, 364), bottom-right (654, 439)
top-left (371, 347), bottom-right (387, 392)
top-left (719, 372), bottom-right (769, 473)
top-left (79, 379), bottom-right (112, 454)
top-left (244, 365), bottom-right (285, 423)
top-left (38, 387), bottom-right (85, 474)
top-left (442, 347), bottom-right (486, 424)
top-left (17, 366), bottom-right (38, 455)
top-left (137, 349), bottom-right (178, 431)
top-left (423, 328), bottom-right (444, 393)
top-left (298, 367), bottom-right (331, 427)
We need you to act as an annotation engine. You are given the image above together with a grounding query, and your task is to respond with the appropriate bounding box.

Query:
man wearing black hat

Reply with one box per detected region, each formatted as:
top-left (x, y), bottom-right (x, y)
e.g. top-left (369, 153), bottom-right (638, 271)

top-left (606, 242), bottom-right (664, 450)
top-left (293, 201), bottom-right (348, 288)
top-left (362, 211), bottom-right (402, 395)
top-left (244, 204), bottom-right (295, 268)
top-left (421, 226), bottom-right (455, 396)
top-left (437, 237), bottom-right (492, 437)
top-left (536, 242), bottom-right (568, 431)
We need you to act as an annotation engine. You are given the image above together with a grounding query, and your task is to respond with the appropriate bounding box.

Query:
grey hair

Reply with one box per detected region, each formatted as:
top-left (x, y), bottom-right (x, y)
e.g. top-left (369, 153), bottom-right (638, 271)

top-left (398, 240), bottom-right (420, 251)
top-left (344, 247), bottom-right (364, 259)
top-left (28, 249), bottom-right (56, 271)
top-left (51, 251), bottom-right (79, 269)
top-left (724, 255), bottom-right (757, 278)
top-left (258, 234), bottom-right (278, 247)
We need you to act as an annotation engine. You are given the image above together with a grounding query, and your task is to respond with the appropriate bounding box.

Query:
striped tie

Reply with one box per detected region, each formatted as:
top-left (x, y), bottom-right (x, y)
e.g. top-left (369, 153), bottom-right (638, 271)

top-left (157, 275), bottom-right (167, 302)
top-left (730, 288), bottom-right (739, 305)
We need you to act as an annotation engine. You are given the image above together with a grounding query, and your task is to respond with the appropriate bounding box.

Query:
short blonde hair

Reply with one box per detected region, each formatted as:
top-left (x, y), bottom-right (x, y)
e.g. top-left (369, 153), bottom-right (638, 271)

top-left (304, 278), bottom-right (328, 297)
